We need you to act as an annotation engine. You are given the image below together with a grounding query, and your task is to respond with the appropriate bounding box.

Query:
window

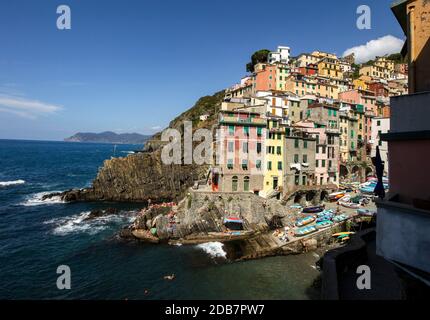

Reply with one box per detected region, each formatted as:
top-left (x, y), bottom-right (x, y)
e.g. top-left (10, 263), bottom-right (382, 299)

top-left (277, 133), bottom-right (281, 140)
top-left (302, 176), bottom-right (307, 186)
top-left (256, 160), bottom-right (262, 170)
top-left (243, 142), bottom-right (248, 153)
top-left (267, 161), bottom-right (272, 170)
top-left (242, 160), bottom-right (248, 170)
top-left (227, 159), bottom-right (233, 170)
top-left (257, 143), bottom-right (262, 154)
top-left (278, 161), bottom-right (282, 171)
top-left (276, 146), bottom-right (282, 155)
top-left (232, 176), bottom-right (238, 192)
top-left (244, 176), bottom-right (250, 192)
top-left (228, 141), bottom-right (234, 152)
top-left (294, 139), bottom-right (299, 148)
top-left (244, 126), bottom-right (250, 136)
top-left (328, 160), bottom-right (332, 168)
top-left (322, 160), bottom-right (326, 167)
top-left (295, 175), bottom-right (300, 186)
top-left (316, 160), bottom-right (319, 167)
top-left (303, 155), bottom-right (308, 163)
top-left (257, 127), bottom-right (262, 137)
top-left (304, 140), bottom-right (308, 149)
top-left (294, 154), bottom-right (299, 163)
top-left (377, 120), bottom-right (381, 126)
top-left (229, 126), bottom-right (235, 136)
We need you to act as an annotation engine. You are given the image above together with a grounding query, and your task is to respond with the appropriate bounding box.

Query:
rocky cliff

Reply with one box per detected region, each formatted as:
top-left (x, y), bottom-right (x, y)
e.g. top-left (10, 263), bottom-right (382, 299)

top-left (52, 90), bottom-right (225, 203)
top-left (123, 191), bottom-right (299, 241)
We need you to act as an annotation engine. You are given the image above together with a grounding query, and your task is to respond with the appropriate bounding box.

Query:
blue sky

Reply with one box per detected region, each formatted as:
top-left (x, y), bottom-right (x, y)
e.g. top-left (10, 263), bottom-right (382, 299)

top-left (0, 0), bottom-right (404, 140)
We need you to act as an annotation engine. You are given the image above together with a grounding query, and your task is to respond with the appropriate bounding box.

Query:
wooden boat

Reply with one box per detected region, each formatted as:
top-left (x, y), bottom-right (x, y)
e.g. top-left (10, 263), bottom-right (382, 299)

top-left (332, 231), bottom-right (354, 237)
top-left (315, 220), bottom-right (333, 230)
top-left (302, 205), bottom-right (325, 214)
top-left (295, 215), bottom-right (316, 227)
top-left (328, 191), bottom-right (345, 202)
top-left (294, 225), bottom-right (317, 237)
top-left (340, 201), bottom-right (361, 209)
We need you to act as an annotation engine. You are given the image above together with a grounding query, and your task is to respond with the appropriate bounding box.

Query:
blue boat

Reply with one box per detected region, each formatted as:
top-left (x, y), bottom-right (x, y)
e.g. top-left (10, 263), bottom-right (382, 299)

top-left (359, 181), bottom-right (389, 194)
top-left (333, 214), bottom-right (348, 223)
top-left (294, 225), bottom-right (317, 237)
top-left (295, 215), bottom-right (316, 227)
top-left (315, 220), bottom-right (334, 230)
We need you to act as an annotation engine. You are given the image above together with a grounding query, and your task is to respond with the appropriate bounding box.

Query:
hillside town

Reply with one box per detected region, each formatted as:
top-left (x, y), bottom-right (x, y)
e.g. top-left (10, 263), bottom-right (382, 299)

top-left (207, 47), bottom-right (407, 199)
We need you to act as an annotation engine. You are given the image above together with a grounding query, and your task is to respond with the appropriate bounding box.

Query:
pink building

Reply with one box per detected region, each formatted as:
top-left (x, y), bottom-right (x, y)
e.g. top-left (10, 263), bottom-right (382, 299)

top-left (294, 120), bottom-right (340, 185)
top-left (213, 110), bottom-right (266, 193)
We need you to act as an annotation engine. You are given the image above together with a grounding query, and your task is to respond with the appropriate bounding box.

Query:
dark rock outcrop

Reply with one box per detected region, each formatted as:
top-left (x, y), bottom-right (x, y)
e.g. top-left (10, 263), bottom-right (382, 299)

top-left (83, 207), bottom-right (119, 221)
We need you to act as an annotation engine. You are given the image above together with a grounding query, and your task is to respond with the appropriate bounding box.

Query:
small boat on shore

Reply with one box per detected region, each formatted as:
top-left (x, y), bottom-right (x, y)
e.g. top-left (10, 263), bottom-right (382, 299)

top-left (328, 192), bottom-right (345, 202)
top-left (295, 225), bottom-right (317, 237)
top-left (332, 231), bottom-right (354, 237)
top-left (332, 214), bottom-right (348, 223)
top-left (340, 201), bottom-right (361, 209)
top-left (315, 220), bottom-right (333, 230)
top-left (295, 215), bottom-right (316, 227)
top-left (302, 205), bottom-right (325, 214)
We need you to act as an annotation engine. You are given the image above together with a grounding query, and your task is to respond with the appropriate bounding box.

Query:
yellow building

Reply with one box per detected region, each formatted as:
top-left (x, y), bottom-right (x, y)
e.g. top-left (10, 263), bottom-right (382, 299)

top-left (359, 64), bottom-right (391, 80)
top-left (285, 75), bottom-right (340, 99)
top-left (295, 53), bottom-right (320, 67)
top-left (374, 56), bottom-right (395, 72)
top-left (353, 77), bottom-right (369, 90)
top-left (311, 51), bottom-right (338, 60)
top-left (318, 58), bottom-right (344, 79)
top-left (262, 119), bottom-right (285, 198)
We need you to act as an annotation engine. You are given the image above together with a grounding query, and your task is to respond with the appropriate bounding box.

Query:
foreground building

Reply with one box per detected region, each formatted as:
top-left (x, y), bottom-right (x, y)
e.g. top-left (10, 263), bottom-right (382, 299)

top-left (377, 0), bottom-right (430, 285)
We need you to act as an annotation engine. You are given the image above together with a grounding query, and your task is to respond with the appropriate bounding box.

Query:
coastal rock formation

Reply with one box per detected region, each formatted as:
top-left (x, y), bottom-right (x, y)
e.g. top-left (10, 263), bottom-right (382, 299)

top-left (57, 150), bottom-right (207, 202)
top-left (123, 191), bottom-right (301, 243)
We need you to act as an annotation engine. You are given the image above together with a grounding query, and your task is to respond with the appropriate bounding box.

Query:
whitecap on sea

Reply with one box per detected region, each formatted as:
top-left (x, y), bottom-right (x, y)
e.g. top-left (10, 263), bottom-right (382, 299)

top-left (44, 210), bottom-right (137, 236)
top-left (21, 191), bottom-right (65, 206)
top-left (0, 179), bottom-right (26, 187)
top-left (196, 242), bottom-right (227, 259)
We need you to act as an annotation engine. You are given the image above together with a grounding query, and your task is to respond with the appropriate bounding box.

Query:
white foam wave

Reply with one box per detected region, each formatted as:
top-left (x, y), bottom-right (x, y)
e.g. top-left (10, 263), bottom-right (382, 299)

top-left (0, 179), bottom-right (25, 187)
top-left (196, 242), bottom-right (227, 259)
top-left (44, 210), bottom-right (136, 236)
top-left (121, 151), bottom-right (135, 154)
top-left (21, 191), bottom-right (65, 206)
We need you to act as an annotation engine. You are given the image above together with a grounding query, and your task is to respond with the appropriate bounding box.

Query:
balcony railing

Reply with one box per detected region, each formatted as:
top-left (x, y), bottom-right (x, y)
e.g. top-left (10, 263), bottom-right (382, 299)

top-left (219, 115), bottom-right (266, 126)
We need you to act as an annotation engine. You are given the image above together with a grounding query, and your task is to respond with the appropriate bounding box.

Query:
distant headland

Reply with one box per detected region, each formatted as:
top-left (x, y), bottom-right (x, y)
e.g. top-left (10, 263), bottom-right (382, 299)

top-left (64, 131), bottom-right (151, 144)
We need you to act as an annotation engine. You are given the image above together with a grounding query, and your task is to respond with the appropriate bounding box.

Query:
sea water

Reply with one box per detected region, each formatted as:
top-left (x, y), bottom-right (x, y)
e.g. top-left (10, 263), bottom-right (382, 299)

top-left (0, 139), bottom-right (320, 299)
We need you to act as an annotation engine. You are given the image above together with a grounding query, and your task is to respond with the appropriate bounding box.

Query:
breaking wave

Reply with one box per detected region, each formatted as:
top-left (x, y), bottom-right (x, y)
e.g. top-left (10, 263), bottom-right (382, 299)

top-left (44, 211), bottom-right (136, 236)
top-left (121, 151), bottom-right (135, 154)
top-left (196, 242), bottom-right (227, 259)
top-left (21, 192), bottom-right (65, 206)
top-left (0, 180), bottom-right (26, 187)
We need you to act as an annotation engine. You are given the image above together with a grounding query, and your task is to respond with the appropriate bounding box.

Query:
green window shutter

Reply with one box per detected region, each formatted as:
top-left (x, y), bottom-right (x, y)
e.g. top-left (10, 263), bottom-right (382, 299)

top-left (229, 126), bottom-right (235, 135)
